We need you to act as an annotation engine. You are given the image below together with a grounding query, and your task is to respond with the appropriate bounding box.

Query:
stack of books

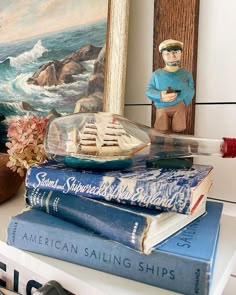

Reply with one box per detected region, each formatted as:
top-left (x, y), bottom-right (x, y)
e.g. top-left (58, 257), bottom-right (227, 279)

top-left (6, 160), bottom-right (223, 295)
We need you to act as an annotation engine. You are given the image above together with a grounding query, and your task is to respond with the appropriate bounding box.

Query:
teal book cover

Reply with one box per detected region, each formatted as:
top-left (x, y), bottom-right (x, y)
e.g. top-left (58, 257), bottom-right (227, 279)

top-left (7, 201), bottom-right (223, 295)
top-left (25, 160), bottom-right (213, 214)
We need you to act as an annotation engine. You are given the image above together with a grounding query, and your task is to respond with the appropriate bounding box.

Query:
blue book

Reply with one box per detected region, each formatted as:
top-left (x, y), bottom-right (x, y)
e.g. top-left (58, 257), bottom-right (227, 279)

top-left (25, 186), bottom-right (206, 254)
top-left (7, 201), bottom-right (223, 295)
top-left (25, 160), bottom-right (213, 214)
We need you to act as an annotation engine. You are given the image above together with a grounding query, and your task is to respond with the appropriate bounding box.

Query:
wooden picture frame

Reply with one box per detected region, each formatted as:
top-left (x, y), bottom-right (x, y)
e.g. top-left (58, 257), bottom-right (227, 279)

top-left (0, 0), bottom-right (130, 151)
top-left (104, 0), bottom-right (130, 115)
top-left (152, 0), bottom-right (200, 135)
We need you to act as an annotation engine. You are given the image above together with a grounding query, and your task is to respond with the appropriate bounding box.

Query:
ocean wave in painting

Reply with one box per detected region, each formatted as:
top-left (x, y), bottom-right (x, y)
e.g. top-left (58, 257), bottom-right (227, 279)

top-left (7, 40), bottom-right (48, 68)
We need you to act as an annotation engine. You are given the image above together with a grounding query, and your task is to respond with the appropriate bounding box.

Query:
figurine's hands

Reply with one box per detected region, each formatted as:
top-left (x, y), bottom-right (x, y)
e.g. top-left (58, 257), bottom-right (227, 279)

top-left (161, 90), bottom-right (177, 102)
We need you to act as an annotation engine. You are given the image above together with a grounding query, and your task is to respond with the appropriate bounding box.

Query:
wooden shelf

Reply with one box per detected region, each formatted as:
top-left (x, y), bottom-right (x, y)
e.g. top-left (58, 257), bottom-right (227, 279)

top-left (0, 185), bottom-right (236, 295)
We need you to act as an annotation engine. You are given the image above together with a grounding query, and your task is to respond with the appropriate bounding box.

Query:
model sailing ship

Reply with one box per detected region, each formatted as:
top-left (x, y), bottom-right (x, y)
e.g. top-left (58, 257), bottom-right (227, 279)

top-left (65, 113), bottom-right (147, 158)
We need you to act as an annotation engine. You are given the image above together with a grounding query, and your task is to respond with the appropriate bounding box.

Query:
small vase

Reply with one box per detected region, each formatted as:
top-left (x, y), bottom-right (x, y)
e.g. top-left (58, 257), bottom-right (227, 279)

top-left (0, 153), bottom-right (24, 203)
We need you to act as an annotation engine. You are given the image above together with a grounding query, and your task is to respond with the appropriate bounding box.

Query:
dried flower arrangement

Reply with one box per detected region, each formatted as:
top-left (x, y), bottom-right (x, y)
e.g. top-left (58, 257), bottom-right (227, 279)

top-left (6, 114), bottom-right (49, 177)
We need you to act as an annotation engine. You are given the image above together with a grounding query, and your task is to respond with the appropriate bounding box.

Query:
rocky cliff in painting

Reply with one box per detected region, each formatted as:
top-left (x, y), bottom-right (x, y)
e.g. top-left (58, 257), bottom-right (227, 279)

top-left (27, 44), bottom-right (106, 113)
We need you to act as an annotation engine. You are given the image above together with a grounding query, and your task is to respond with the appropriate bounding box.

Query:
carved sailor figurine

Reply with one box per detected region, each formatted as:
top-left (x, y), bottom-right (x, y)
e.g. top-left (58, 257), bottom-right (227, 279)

top-left (146, 39), bottom-right (195, 133)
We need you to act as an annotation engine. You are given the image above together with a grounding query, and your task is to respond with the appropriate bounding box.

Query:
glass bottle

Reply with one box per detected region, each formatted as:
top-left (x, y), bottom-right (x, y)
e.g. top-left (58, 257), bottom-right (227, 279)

top-left (44, 112), bottom-right (236, 169)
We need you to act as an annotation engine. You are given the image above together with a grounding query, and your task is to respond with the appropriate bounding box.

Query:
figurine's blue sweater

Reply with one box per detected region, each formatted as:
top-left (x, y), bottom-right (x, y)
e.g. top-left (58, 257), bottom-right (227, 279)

top-left (146, 68), bottom-right (195, 108)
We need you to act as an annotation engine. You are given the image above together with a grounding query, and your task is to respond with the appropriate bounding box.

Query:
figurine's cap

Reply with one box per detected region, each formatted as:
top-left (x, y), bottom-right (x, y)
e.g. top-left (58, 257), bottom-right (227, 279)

top-left (159, 39), bottom-right (183, 52)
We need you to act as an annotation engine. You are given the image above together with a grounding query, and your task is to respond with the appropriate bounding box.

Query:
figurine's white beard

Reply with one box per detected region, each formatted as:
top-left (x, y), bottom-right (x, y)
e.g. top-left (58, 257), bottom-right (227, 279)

top-left (166, 60), bottom-right (181, 66)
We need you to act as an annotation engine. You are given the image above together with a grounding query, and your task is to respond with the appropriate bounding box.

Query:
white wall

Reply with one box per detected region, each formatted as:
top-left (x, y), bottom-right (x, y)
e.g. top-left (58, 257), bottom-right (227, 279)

top-left (124, 0), bottom-right (153, 126)
top-left (124, 0), bottom-right (236, 204)
top-left (194, 0), bottom-right (236, 202)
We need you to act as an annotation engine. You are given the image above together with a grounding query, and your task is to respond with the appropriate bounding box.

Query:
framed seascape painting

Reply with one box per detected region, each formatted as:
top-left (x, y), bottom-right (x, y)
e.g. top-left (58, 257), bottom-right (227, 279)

top-left (0, 0), bottom-right (129, 151)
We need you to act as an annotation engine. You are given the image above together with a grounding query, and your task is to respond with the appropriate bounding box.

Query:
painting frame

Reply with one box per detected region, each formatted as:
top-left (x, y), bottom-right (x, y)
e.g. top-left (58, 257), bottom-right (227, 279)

top-left (152, 0), bottom-right (200, 135)
top-left (103, 0), bottom-right (130, 115)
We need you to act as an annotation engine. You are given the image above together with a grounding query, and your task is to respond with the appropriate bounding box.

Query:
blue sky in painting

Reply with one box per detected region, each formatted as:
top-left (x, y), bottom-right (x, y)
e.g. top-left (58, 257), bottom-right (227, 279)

top-left (0, 0), bottom-right (108, 44)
